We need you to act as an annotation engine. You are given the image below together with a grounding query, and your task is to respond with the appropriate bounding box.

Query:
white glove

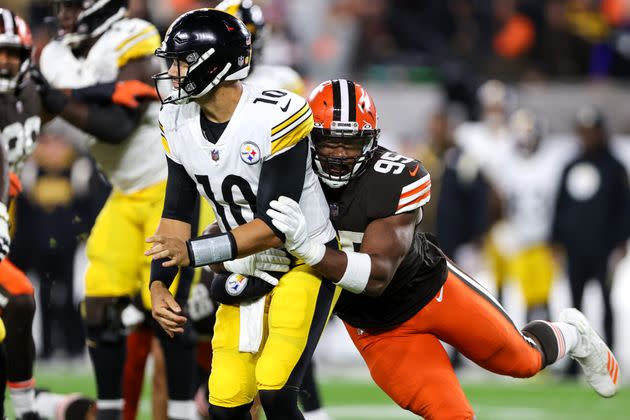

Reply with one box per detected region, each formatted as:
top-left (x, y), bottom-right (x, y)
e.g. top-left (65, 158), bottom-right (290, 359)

top-left (223, 248), bottom-right (290, 286)
top-left (188, 282), bottom-right (215, 321)
top-left (0, 202), bottom-right (10, 261)
top-left (266, 196), bottom-right (326, 266)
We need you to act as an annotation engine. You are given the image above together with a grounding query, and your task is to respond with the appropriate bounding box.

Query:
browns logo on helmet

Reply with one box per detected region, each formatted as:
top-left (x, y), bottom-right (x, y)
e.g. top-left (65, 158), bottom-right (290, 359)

top-left (308, 79), bottom-right (380, 188)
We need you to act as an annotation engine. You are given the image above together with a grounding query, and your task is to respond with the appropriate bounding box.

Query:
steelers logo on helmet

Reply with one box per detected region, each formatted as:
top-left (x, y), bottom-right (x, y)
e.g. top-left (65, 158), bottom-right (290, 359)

top-left (308, 79), bottom-right (380, 188)
top-left (225, 273), bottom-right (249, 296)
top-left (153, 8), bottom-right (252, 105)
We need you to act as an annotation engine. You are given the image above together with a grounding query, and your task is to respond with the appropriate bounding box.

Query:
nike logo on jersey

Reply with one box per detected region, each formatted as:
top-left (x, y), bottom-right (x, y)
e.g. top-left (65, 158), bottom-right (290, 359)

top-left (435, 286), bottom-right (444, 302)
top-left (280, 99), bottom-right (292, 112)
top-left (409, 163), bottom-right (420, 177)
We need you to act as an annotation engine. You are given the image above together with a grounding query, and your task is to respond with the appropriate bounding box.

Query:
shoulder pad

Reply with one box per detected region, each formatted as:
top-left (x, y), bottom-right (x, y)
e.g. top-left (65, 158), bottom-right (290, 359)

top-left (365, 148), bottom-right (431, 218)
top-left (262, 90), bottom-right (312, 158)
top-left (107, 18), bottom-right (161, 68)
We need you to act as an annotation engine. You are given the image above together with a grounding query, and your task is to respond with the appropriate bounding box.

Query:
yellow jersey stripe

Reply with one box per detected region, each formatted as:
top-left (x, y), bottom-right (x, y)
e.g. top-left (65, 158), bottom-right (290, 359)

top-left (161, 135), bottom-right (171, 155)
top-left (270, 113), bottom-right (314, 155)
top-left (116, 26), bottom-right (158, 51)
top-left (272, 107), bottom-right (312, 142)
top-left (116, 33), bottom-right (161, 68)
top-left (271, 103), bottom-right (310, 136)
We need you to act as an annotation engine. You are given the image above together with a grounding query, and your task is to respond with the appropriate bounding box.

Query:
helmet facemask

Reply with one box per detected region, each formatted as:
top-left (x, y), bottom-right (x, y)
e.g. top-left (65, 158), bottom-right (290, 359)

top-left (153, 46), bottom-right (250, 105)
top-left (311, 121), bottom-right (379, 189)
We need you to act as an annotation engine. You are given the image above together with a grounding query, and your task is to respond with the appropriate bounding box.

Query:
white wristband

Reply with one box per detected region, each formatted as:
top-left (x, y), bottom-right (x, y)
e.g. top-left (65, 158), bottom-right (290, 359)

top-left (337, 251), bottom-right (371, 294)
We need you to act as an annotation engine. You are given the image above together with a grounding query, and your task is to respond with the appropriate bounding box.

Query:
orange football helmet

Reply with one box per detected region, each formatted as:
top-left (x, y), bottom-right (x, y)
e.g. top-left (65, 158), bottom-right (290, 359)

top-left (307, 79), bottom-right (380, 188)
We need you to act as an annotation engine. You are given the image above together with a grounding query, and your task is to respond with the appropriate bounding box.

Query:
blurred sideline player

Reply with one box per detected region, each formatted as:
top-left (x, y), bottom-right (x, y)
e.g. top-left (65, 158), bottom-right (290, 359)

top-left (491, 109), bottom-right (570, 322)
top-left (185, 2), bottom-right (328, 419)
top-left (1, 7), bottom-right (159, 418)
top-left (266, 80), bottom-right (620, 419)
top-left (36, 0), bottom-right (197, 418)
top-left (455, 79), bottom-right (514, 300)
top-left (146, 9), bottom-right (338, 419)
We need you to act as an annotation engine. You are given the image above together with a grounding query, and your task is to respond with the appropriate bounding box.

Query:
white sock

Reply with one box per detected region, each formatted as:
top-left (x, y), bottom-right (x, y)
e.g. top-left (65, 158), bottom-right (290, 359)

top-left (34, 391), bottom-right (66, 418)
top-left (168, 400), bottom-right (196, 420)
top-left (9, 384), bottom-right (35, 417)
top-left (303, 408), bottom-right (331, 420)
top-left (553, 321), bottom-right (580, 358)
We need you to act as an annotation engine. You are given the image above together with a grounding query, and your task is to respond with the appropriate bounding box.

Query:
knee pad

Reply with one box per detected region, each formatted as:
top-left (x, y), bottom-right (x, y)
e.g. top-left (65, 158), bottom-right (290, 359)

top-left (84, 297), bottom-right (130, 345)
top-left (209, 402), bottom-right (252, 420)
top-left (259, 387), bottom-right (301, 420)
top-left (4, 294), bottom-right (35, 320)
top-left (522, 320), bottom-right (557, 368)
top-left (2, 294), bottom-right (35, 339)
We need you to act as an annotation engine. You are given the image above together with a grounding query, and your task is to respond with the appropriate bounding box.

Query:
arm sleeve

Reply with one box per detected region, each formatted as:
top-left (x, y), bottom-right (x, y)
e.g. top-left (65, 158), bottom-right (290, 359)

top-left (85, 102), bottom-right (142, 144)
top-left (256, 139), bottom-right (308, 239)
top-left (162, 156), bottom-right (199, 224)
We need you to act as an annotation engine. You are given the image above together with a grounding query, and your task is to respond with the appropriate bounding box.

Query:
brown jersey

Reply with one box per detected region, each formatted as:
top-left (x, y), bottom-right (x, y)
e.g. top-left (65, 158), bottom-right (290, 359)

top-left (326, 146), bottom-right (447, 329)
top-left (0, 83), bottom-right (41, 173)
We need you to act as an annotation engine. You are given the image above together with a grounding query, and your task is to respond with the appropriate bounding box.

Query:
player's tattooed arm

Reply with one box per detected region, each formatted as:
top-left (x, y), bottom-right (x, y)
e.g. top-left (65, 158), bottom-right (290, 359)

top-left (268, 197), bottom-right (417, 296)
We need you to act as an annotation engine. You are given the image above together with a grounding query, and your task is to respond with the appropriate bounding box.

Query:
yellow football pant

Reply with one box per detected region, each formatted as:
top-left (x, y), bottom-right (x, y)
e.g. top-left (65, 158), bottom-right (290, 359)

top-left (84, 181), bottom-right (177, 308)
top-left (0, 317), bottom-right (5, 342)
top-left (209, 264), bottom-right (340, 407)
top-left (486, 240), bottom-right (555, 308)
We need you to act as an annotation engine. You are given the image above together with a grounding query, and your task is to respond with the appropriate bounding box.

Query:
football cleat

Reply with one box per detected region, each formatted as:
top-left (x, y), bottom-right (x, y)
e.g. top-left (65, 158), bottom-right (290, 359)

top-left (560, 308), bottom-right (620, 397)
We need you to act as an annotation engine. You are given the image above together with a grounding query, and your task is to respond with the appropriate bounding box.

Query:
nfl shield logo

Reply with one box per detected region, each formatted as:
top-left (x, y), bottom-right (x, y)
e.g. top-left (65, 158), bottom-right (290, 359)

top-left (211, 149), bottom-right (220, 161)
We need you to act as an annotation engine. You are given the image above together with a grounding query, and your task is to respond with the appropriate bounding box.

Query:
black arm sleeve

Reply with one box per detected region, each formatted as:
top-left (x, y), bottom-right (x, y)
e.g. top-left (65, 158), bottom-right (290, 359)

top-left (256, 139), bottom-right (308, 239)
top-left (162, 156), bottom-right (199, 224)
top-left (85, 102), bottom-right (142, 144)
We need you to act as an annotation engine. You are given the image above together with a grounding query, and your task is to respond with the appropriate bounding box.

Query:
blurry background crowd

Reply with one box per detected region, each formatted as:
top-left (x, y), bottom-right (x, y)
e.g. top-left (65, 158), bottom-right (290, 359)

top-left (1, 0), bottom-right (630, 381)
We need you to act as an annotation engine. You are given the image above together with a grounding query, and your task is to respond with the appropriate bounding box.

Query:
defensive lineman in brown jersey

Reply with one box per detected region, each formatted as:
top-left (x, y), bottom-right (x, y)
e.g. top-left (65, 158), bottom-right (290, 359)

top-left (267, 80), bottom-right (620, 419)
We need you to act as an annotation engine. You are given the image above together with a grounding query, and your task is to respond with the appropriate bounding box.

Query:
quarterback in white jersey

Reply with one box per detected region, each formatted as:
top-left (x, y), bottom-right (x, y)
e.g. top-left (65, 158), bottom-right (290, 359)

top-left (146, 9), bottom-right (338, 420)
top-left (35, 1), bottom-right (198, 419)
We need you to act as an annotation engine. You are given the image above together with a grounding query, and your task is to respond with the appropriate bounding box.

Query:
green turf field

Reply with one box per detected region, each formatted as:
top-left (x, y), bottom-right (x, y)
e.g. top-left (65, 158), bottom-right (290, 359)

top-left (5, 368), bottom-right (628, 419)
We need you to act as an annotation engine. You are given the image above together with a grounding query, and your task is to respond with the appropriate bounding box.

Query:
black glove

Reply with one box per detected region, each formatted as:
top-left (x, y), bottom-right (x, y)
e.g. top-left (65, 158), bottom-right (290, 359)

top-left (28, 64), bottom-right (69, 115)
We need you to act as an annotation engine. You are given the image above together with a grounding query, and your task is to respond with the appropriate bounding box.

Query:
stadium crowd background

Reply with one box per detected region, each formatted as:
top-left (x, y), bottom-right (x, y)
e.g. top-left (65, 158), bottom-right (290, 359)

top-left (2, 0), bottom-right (630, 394)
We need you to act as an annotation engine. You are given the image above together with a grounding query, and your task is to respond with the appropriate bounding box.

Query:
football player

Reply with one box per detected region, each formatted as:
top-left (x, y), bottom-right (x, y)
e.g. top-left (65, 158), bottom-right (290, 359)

top-left (266, 80), bottom-right (620, 419)
top-left (215, 0), bottom-right (304, 95)
top-left (0, 7), bottom-right (158, 419)
top-left (183, 2), bottom-right (329, 420)
top-left (0, 73), bottom-right (11, 418)
top-left (35, 1), bottom-right (197, 418)
top-left (491, 109), bottom-right (573, 322)
top-left (455, 79), bottom-right (513, 302)
top-left (0, 11), bottom-right (40, 418)
top-left (146, 9), bottom-right (338, 420)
